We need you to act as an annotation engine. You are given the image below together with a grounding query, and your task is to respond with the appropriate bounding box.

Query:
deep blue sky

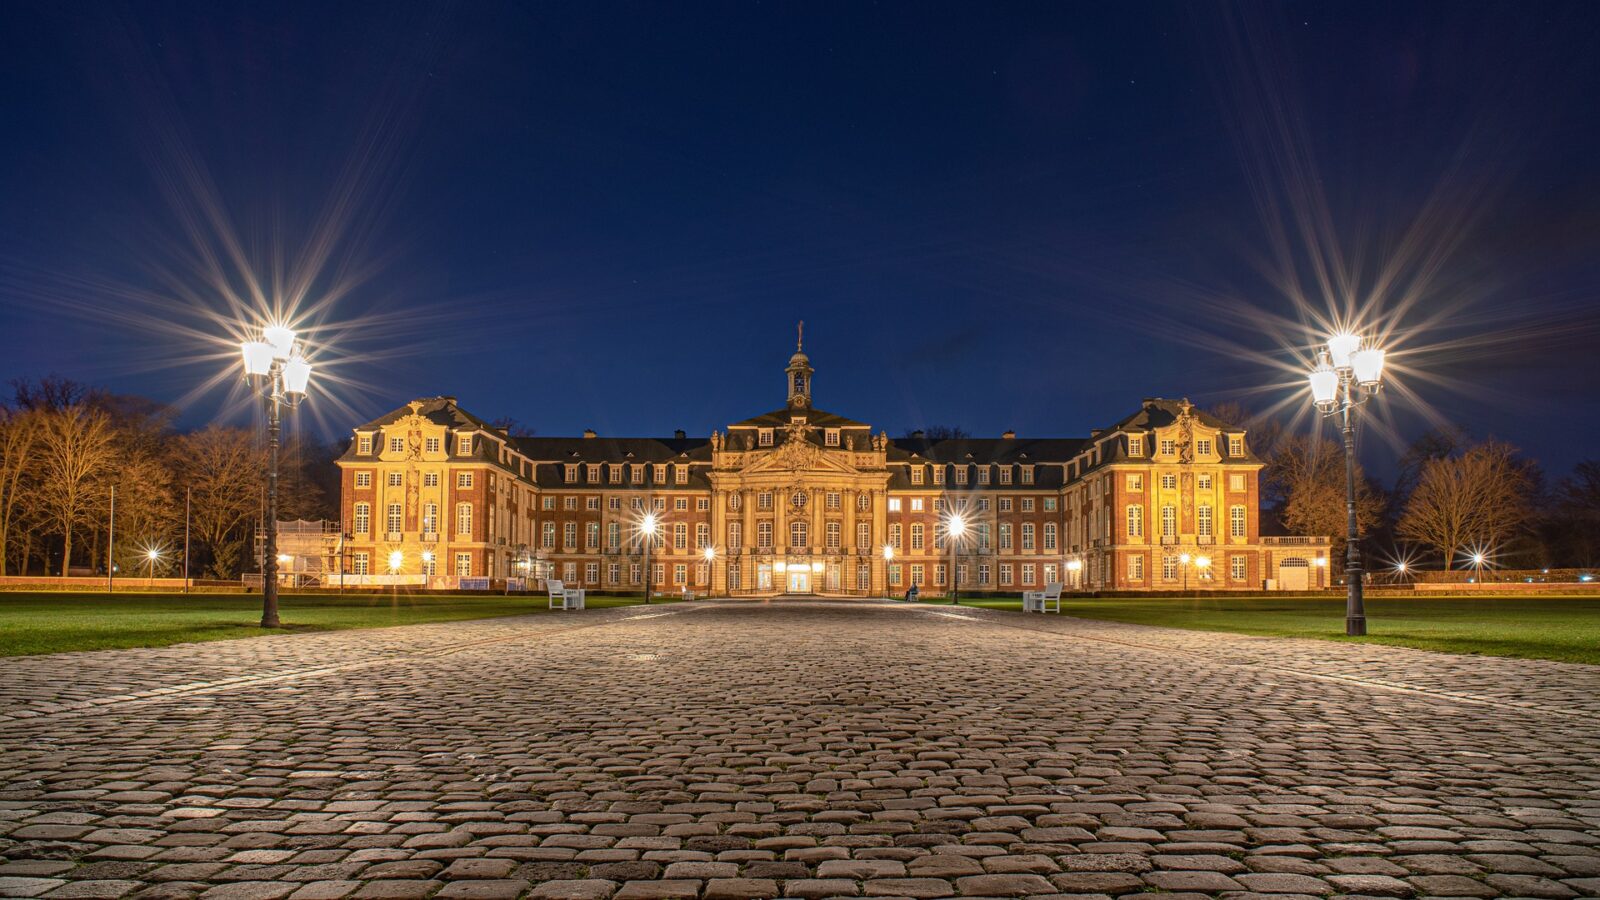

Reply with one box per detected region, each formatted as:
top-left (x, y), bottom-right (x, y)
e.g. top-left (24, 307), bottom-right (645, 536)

top-left (2, 2), bottom-right (1598, 479)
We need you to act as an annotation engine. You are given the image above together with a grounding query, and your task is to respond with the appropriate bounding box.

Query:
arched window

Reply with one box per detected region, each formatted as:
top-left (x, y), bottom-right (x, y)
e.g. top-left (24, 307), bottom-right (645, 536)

top-left (456, 502), bottom-right (473, 537)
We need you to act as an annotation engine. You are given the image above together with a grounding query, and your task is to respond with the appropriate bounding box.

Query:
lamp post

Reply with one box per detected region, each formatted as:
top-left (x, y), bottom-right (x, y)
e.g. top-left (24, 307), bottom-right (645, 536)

top-left (1065, 558), bottom-right (1082, 590)
top-left (240, 323), bottom-right (313, 628)
top-left (1179, 552), bottom-right (1191, 591)
top-left (1195, 555), bottom-right (1211, 587)
top-left (1308, 331), bottom-right (1386, 636)
top-left (882, 544), bottom-right (894, 600)
top-left (703, 545), bottom-right (717, 598)
top-left (1469, 550), bottom-right (1487, 583)
top-left (945, 512), bottom-right (967, 605)
top-left (146, 548), bottom-right (160, 588)
top-left (639, 511), bottom-right (660, 604)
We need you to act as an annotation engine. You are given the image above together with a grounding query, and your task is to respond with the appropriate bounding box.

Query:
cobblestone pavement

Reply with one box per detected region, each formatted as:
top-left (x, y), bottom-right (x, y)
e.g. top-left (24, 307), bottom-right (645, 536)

top-left (2, 600), bottom-right (1598, 900)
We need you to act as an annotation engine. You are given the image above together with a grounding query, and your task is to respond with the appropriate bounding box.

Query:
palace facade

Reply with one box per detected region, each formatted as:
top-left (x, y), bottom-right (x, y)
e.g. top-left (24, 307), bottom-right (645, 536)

top-left (336, 340), bottom-right (1331, 595)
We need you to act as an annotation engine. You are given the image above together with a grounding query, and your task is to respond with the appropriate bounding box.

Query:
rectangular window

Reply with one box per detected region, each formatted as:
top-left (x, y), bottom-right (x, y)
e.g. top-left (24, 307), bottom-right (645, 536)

top-left (425, 437), bottom-right (441, 454)
top-left (1126, 474), bottom-right (1143, 491)
top-left (1021, 497), bottom-right (1034, 512)
top-left (1161, 505), bottom-right (1176, 539)
top-left (999, 497), bottom-right (1012, 512)
top-left (609, 465), bottom-right (623, 484)
top-left (999, 468), bottom-right (1013, 485)
top-left (564, 464), bottom-right (578, 483)
top-left (631, 465), bottom-right (644, 484)
top-left (758, 492), bottom-right (773, 510)
top-left (1044, 497), bottom-right (1057, 512)
top-left (1198, 439), bottom-right (1212, 456)
top-left (1198, 505), bottom-right (1213, 538)
top-left (1000, 564), bottom-right (1013, 585)
top-left (585, 562), bottom-right (599, 584)
top-left (352, 552), bottom-right (369, 575)
top-left (825, 521), bottom-right (841, 551)
top-left (888, 497), bottom-right (902, 512)
top-left (587, 497), bottom-right (601, 511)
top-left (910, 498), bottom-right (924, 512)
top-left (1129, 555), bottom-right (1145, 581)
top-left (759, 428), bottom-right (774, 446)
top-left (978, 468), bottom-right (991, 485)
top-left (543, 496), bottom-right (556, 510)
top-left (1198, 473), bottom-right (1212, 491)
top-left (1126, 505), bottom-right (1143, 538)
top-left (388, 472), bottom-right (403, 487)
top-left (932, 467), bottom-right (945, 485)
top-left (564, 496), bottom-right (578, 510)
top-left (978, 564), bottom-right (991, 586)
top-left (998, 523), bottom-right (1012, 550)
top-left (1021, 523), bottom-right (1035, 550)
top-left (825, 428), bottom-right (840, 446)
top-left (675, 497), bottom-right (688, 511)
top-left (955, 467), bottom-right (969, 485)
top-left (757, 521), bottom-right (773, 550)
top-left (857, 522), bottom-right (870, 550)
top-left (673, 564), bottom-right (686, 586)
top-left (353, 503), bottom-right (370, 535)
top-left (455, 552), bottom-right (473, 577)
top-left (1021, 563), bottom-right (1035, 585)
top-left (1021, 467), bottom-right (1034, 485)
top-left (355, 471), bottom-right (371, 487)
top-left (587, 464), bottom-right (600, 484)
top-left (609, 496), bottom-right (621, 510)
top-left (457, 472), bottom-right (474, 489)
top-left (608, 563), bottom-right (620, 584)
top-left (386, 503), bottom-right (402, 534)
top-left (910, 467), bottom-right (924, 485)
top-left (1127, 436), bottom-right (1143, 457)
top-left (653, 464), bottom-right (667, 482)
top-left (1160, 439), bottom-right (1175, 455)
top-left (564, 522), bottom-right (577, 550)
top-left (890, 523), bottom-right (902, 550)
top-left (607, 522), bottom-right (621, 550)
top-left (673, 523), bottom-right (687, 550)
top-left (1161, 473), bottom-right (1177, 490)
top-left (857, 565), bottom-right (870, 590)
top-left (458, 436), bottom-right (472, 455)
top-left (1231, 555), bottom-right (1247, 581)
top-left (729, 521), bottom-right (742, 550)
top-left (1230, 473), bottom-right (1246, 491)
top-left (889, 564), bottom-right (901, 586)
top-left (456, 503), bottom-right (474, 537)
top-left (388, 436), bottom-right (404, 453)
top-left (586, 522), bottom-right (600, 550)
top-left (978, 498), bottom-right (990, 512)
top-left (1231, 505), bottom-right (1247, 538)
top-left (697, 497), bottom-right (709, 511)
top-left (358, 435), bottom-right (373, 454)
top-left (542, 521), bottom-right (556, 549)
top-left (935, 564), bottom-right (946, 586)
top-left (1163, 555), bottom-right (1177, 580)
top-left (697, 523), bottom-right (710, 549)
top-left (675, 465), bottom-right (688, 485)
top-left (1229, 436), bottom-right (1244, 456)
top-left (910, 564), bottom-right (924, 586)
top-left (1043, 563), bottom-right (1057, 584)
top-left (826, 492), bottom-right (840, 511)
top-left (423, 472), bottom-right (438, 487)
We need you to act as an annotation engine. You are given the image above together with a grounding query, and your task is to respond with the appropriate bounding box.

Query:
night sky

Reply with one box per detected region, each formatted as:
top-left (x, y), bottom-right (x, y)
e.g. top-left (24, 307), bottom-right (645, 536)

top-left (2, 2), bottom-right (1598, 479)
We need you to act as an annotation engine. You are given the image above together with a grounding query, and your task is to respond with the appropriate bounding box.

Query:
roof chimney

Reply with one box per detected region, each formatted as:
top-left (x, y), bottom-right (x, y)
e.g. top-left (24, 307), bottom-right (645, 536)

top-left (674, 429), bottom-right (686, 440)
top-left (1002, 429), bottom-right (1016, 440)
top-left (911, 429), bottom-right (925, 439)
top-left (583, 428), bottom-right (596, 439)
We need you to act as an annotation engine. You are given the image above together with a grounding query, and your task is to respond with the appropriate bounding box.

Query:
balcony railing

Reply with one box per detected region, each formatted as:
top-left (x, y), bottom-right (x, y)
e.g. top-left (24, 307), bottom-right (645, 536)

top-left (422, 532), bottom-right (438, 543)
top-left (1197, 535), bottom-right (1215, 545)
top-left (386, 531), bottom-right (402, 542)
top-left (1262, 535), bottom-right (1328, 546)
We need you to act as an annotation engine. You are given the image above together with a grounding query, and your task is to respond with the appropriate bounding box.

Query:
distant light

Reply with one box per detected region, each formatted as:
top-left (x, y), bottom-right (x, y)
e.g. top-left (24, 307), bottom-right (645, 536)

top-left (1195, 555), bottom-right (1211, 569)
top-left (1066, 559), bottom-right (1082, 572)
top-left (882, 545), bottom-right (894, 561)
top-left (146, 549), bottom-right (161, 561)
top-left (946, 513), bottom-right (968, 538)
top-left (1314, 556), bottom-right (1327, 567)
top-left (1581, 574), bottom-right (1594, 583)
top-left (388, 550), bottom-right (403, 572)
top-left (703, 546), bottom-right (716, 562)
top-left (811, 561), bottom-right (825, 572)
top-left (276, 553), bottom-right (292, 564)
top-left (1179, 552), bottom-right (1191, 565)
top-left (421, 551), bottom-right (434, 562)
top-left (1471, 552), bottom-right (1486, 566)
top-left (1394, 561), bottom-right (1409, 573)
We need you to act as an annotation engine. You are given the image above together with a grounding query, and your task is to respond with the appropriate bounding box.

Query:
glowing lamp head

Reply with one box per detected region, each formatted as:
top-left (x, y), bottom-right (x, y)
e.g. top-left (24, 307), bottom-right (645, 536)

top-left (1471, 551), bottom-right (1486, 566)
top-left (388, 550), bottom-right (404, 572)
top-left (641, 512), bottom-right (658, 534)
top-left (1195, 555), bottom-right (1211, 569)
top-left (1351, 347), bottom-right (1385, 388)
top-left (1308, 351), bottom-right (1338, 410)
top-left (1314, 556), bottom-right (1327, 567)
top-left (276, 553), bottom-right (292, 564)
top-left (1327, 332), bottom-right (1361, 369)
top-left (241, 341), bottom-right (274, 377)
top-left (421, 550), bottom-right (434, 563)
top-left (264, 325), bottom-right (297, 360)
top-left (1179, 552), bottom-right (1191, 565)
top-left (282, 355), bottom-right (312, 396)
top-left (1395, 561), bottom-right (1408, 573)
top-left (703, 546), bottom-right (716, 562)
top-left (882, 544), bottom-right (894, 561)
top-left (1066, 559), bottom-right (1082, 572)
top-left (946, 513), bottom-right (968, 538)
top-left (146, 549), bottom-right (161, 561)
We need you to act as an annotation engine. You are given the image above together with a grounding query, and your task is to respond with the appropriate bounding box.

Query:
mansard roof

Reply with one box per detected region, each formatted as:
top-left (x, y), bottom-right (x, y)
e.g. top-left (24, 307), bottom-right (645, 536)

top-left (888, 437), bottom-right (1087, 466)
top-left (728, 407), bottom-right (871, 430)
top-left (353, 395), bottom-right (501, 433)
top-left (511, 436), bottom-right (711, 463)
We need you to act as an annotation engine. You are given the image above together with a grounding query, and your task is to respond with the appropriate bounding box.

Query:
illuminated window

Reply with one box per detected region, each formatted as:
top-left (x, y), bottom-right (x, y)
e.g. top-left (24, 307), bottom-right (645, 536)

top-left (826, 429), bottom-right (840, 447)
top-left (759, 429), bottom-right (774, 446)
top-left (1021, 523), bottom-right (1035, 550)
top-left (1129, 556), bottom-right (1144, 581)
top-left (1198, 439), bottom-right (1212, 456)
top-left (352, 552), bottom-right (369, 575)
top-left (888, 498), bottom-right (902, 512)
top-left (911, 467), bottom-right (924, 485)
top-left (357, 435), bottom-right (372, 454)
top-left (355, 472), bottom-right (371, 487)
top-left (389, 437), bottom-right (404, 453)
top-left (1229, 435), bottom-right (1244, 456)
top-left (353, 503), bottom-right (370, 535)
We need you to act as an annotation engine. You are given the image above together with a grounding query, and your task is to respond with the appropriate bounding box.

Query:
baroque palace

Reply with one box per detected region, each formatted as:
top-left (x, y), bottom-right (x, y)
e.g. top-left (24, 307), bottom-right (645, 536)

top-left (336, 337), bottom-right (1330, 595)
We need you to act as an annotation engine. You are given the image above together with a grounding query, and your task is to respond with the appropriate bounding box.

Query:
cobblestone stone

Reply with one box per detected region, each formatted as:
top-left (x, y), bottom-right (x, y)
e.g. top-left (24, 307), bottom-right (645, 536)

top-left (2, 600), bottom-right (1598, 900)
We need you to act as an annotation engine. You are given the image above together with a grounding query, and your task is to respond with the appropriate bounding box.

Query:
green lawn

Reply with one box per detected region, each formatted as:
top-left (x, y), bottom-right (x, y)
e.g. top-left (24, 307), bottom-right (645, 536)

top-left (924, 594), bottom-right (1600, 664)
top-left (0, 592), bottom-right (663, 657)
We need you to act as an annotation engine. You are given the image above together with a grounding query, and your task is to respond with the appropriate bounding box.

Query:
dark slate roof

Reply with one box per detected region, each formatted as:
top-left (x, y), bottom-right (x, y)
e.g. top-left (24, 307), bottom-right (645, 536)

top-left (511, 436), bottom-right (711, 463)
top-left (728, 407), bottom-right (871, 429)
top-left (888, 437), bottom-right (1087, 466)
top-left (352, 396), bottom-right (500, 433)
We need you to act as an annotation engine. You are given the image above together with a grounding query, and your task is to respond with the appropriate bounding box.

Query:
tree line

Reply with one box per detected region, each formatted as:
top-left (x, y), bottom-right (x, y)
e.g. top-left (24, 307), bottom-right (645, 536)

top-left (1208, 401), bottom-right (1600, 573)
top-left (0, 377), bottom-right (337, 579)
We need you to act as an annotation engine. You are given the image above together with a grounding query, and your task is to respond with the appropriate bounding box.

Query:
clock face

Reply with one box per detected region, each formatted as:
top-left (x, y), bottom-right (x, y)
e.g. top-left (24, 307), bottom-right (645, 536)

top-left (792, 490), bottom-right (807, 509)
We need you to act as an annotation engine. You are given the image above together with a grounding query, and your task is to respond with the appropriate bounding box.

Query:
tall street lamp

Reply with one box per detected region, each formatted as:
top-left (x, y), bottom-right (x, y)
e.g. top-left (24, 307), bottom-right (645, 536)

top-left (945, 512), bottom-right (967, 605)
top-left (881, 544), bottom-right (894, 600)
top-left (145, 548), bottom-right (161, 587)
top-left (1308, 331), bottom-right (1386, 636)
top-left (703, 545), bottom-right (717, 598)
top-left (1065, 558), bottom-right (1082, 590)
top-left (241, 324), bottom-right (313, 628)
top-left (1179, 551), bottom-right (1191, 591)
top-left (639, 511), bottom-right (661, 604)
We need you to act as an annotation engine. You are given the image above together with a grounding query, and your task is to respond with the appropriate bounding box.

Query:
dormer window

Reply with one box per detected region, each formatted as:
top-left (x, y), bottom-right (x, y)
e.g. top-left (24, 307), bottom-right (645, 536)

top-left (631, 464), bottom-right (644, 484)
top-left (999, 467), bottom-right (1013, 485)
top-left (1021, 466), bottom-right (1034, 485)
top-left (388, 436), bottom-right (404, 453)
top-left (1197, 439), bottom-right (1212, 456)
top-left (459, 435), bottom-right (473, 455)
top-left (357, 434), bottom-right (372, 454)
top-left (564, 464), bottom-right (577, 483)
top-left (1229, 435), bottom-right (1244, 456)
top-left (978, 467), bottom-right (991, 485)
top-left (1159, 438), bottom-right (1175, 456)
top-left (910, 467), bottom-right (924, 485)
top-left (425, 437), bottom-right (441, 454)
top-left (759, 428), bottom-right (774, 447)
top-left (653, 464), bottom-right (667, 482)
top-left (587, 464), bottom-right (600, 484)
top-left (825, 429), bottom-right (839, 447)
top-left (675, 464), bottom-right (689, 485)
top-left (956, 467), bottom-right (970, 485)
top-left (933, 467), bottom-right (945, 485)
top-left (1127, 436), bottom-right (1143, 458)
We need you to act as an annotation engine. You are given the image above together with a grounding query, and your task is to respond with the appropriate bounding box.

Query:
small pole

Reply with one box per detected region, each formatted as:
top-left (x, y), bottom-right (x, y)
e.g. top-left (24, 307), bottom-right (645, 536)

top-left (107, 485), bottom-right (115, 593)
top-left (183, 488), bottom-right (191, 593)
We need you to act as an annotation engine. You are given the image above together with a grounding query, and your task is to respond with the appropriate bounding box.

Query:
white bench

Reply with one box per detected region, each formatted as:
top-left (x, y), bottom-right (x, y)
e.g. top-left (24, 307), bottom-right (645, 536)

top-left (546, 579), bottom-right (585, 610)
top-left (1022, 582), bottom-right (1063, 613)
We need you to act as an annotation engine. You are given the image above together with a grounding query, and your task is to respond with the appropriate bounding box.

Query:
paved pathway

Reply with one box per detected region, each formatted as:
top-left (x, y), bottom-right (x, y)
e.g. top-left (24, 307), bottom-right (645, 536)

top-left (2, 600), bottom-right (1597, 900)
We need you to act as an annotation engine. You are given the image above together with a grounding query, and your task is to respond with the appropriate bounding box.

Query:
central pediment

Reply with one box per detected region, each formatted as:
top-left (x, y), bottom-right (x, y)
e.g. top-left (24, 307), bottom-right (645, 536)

top-left (742, 439), bottom-right (861, 474)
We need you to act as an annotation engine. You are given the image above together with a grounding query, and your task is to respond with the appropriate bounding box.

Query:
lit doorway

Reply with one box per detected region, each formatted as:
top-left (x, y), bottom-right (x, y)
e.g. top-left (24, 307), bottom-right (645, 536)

top-left (787, 570), bottom-right (811, 593)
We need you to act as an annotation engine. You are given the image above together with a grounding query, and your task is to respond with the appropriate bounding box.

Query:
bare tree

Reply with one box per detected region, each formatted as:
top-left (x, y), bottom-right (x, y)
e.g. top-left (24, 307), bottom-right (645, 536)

top-left (1267, 433), bottom-right (1385, 569)
top-left (1398, 441), bottom-right (1532, 569)
top-left (34, 405), bottom-right (118, 575)
top-left (172, 426), bottom-right (265, 578)
top-left (490, 416), bottom-right (536, 438)
top-left (0, 406), bottom-right (41, 576)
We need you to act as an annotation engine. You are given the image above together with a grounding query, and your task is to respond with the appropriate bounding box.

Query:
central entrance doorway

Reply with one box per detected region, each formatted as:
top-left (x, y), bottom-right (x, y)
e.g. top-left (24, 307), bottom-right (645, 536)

top-left (787, 569), bottom-right (811, 593)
